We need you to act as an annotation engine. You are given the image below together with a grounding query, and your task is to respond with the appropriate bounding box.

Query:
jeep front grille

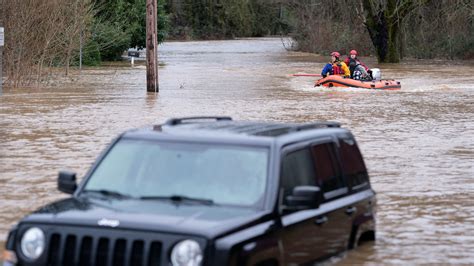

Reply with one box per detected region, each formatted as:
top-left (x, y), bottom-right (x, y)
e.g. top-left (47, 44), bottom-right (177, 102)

top-left (46, 232), bottom-right (162, 266)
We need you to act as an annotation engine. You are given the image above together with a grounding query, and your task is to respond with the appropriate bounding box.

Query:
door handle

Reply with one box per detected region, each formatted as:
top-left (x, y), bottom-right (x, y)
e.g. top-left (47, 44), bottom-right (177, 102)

top-left (345, 206), bottom-right (357, 215)
top-left (315, 216), bottom-right (328, 225)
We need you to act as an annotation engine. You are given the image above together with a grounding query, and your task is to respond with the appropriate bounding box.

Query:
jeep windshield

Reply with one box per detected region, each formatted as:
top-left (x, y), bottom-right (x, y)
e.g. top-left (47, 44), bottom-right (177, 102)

top-left (82, 139), bottom-right (269, 207)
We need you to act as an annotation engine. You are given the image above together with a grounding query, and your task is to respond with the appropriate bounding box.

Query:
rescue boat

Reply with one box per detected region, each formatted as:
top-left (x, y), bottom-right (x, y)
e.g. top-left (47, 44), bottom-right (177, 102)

top-left (315, 75), bottom-right (401, 90)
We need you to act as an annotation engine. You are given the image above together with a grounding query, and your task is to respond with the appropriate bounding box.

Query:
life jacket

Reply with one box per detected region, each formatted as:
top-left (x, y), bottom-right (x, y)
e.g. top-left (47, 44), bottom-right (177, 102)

top-left (332, 61), bottom-right (343, 75)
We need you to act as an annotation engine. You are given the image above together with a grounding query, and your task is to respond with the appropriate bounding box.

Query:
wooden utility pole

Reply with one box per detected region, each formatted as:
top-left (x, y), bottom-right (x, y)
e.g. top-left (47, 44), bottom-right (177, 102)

top-left (146, 0), bottom-right (159, 92)
top-left (0, 27), bottom-right (4, 95)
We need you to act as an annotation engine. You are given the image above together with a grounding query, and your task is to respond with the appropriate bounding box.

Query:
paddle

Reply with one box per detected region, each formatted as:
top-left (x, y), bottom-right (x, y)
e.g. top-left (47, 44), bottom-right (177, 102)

top-left (292, 73), bottom-right (322, 77)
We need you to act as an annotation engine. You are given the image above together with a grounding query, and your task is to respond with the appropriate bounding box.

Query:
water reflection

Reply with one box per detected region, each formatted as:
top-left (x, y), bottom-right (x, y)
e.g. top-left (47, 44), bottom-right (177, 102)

top-left (0, 38), bottom-right (473, 264)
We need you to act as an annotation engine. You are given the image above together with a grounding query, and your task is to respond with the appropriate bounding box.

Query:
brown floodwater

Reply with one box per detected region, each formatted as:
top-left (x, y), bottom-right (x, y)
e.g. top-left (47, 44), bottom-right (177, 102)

top-left (1, 38), bottom-right (473, 264)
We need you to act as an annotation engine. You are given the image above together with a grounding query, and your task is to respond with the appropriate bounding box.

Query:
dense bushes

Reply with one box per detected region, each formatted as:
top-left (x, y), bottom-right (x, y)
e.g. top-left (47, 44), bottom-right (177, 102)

top-left (166, 0), bottom-right (284, 39)
top-left (403, 0), bottom-right (473, 59)
top-left (1, 0), bottom-right (169, 87)
top-left (285, 0), bottom-right (473, 61)
top-left (2, 0), bottom-right (95, 86)
top-left (91, 0), bottom-right (169, 62)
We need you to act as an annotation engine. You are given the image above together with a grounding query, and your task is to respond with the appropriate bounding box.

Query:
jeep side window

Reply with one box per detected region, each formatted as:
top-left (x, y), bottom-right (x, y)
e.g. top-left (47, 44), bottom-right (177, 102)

top-left (339, 137), bottom-right (369, 192)
top-left (280, 148), bottom-right (317, 205)
top-left (311, 143), bottom-right (346, 199)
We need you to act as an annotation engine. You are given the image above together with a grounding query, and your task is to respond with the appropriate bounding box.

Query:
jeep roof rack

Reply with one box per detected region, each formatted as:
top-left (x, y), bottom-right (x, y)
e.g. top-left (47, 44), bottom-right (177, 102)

top-left (154, 117), bottom-right (341, 137)
top-left (289, 121), bottom-right (341, 132)
top-left (164, 116), bottom-right (232, 126)
top-left (249, 122), bottom-right (340, 136)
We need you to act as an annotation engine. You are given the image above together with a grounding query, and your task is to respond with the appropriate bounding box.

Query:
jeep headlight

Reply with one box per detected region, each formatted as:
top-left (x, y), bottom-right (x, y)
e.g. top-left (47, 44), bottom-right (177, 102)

top-left (20, 227), bottom-right (45, 260)
top-left (170, 239), bottom-right (203, 266)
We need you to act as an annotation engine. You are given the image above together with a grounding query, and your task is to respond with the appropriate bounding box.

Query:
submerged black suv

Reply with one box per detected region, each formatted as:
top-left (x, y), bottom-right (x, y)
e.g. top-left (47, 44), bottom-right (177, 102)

top-left (3, 117), bottom-right (376, 266)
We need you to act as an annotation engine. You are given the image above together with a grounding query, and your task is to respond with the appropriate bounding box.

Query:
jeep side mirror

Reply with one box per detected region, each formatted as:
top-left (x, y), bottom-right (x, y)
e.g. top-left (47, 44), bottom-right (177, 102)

top-left (58, 171), bottom-right (77, 194)
top-left (286, 186), bottom-right (321, 210)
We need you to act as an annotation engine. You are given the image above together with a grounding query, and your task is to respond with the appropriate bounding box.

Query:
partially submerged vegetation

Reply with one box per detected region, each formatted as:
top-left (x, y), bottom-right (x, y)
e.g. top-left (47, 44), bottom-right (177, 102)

top-left (1, 0), bottom-right (472, 87)
top-left (1, 0), bottom-right (168, 87)
top-left (286, 0), bottom-right (473, 62)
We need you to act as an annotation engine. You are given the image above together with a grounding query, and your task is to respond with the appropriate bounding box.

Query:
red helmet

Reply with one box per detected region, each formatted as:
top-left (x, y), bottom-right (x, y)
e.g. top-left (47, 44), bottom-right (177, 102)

top-left (350, 50), bottom-right (358, 55)
top-left (330, 51), bottom-right (340, 57)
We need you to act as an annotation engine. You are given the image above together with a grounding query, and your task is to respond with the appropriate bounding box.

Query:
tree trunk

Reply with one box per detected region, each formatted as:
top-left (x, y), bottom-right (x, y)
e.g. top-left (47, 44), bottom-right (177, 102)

top-left (386, 20), bottom-right (401, 62)
top-left (363, 0), bottom-right (435, 62)
top-left (65, 49), bottom-right (71, 76)
top-left (363, 0), bottom-right (402, 63)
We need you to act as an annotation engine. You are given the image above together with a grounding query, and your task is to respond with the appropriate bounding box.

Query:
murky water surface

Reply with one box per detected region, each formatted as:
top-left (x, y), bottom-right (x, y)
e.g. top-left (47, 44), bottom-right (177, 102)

top-left (1, 38), bottom-right (473, 264)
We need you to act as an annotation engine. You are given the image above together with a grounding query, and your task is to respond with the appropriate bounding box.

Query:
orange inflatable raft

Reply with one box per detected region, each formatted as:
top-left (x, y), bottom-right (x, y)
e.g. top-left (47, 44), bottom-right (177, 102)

top-left (315, 75), bottom-right (401, 90)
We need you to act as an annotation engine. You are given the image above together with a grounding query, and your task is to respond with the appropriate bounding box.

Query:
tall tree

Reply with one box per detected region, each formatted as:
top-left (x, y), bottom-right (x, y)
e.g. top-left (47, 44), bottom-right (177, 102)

top-left (359, 0), bottom-right (432, 62)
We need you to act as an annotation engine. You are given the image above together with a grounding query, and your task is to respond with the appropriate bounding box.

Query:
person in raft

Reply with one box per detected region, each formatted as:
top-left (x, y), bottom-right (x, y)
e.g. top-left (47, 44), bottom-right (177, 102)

top-left (321, 51), bottom-right (350, 78)
top-left (344, 49), bottom-right (372, 81)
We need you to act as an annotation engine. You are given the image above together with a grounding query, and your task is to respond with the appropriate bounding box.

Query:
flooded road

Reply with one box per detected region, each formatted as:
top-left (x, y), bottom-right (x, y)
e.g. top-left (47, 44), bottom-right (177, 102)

top-left (1, 38), bottom-right (473, 264)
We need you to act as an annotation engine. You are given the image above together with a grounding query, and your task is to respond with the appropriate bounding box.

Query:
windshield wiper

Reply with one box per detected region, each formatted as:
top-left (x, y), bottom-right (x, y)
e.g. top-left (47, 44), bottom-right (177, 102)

top-left (82, 189), bottom-right (134, 200)
top-left (139, 195), bottom-right (215, 205)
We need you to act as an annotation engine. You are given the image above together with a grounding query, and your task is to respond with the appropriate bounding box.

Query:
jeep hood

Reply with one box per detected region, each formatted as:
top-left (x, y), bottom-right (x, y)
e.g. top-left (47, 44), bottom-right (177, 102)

top-left (21, 197), bottom-right (269, 238)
